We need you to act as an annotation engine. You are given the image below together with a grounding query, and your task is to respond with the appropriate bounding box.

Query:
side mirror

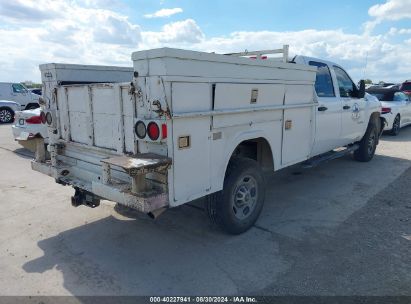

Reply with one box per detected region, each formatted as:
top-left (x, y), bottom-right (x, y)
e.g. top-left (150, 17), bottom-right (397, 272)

top-left (357, 80), bottom-right (365, 98)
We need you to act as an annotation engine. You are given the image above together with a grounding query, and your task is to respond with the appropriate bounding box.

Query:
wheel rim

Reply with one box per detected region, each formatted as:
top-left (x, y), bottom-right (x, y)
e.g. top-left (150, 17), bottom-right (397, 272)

top-left (393, 117), bottom-right (400, 133)
top-left (367, 132), bottom-right (376, 155)
top-left (0, 109), bottom-right (11, 123)
top-left (232, 175), bottom-right (258, 220)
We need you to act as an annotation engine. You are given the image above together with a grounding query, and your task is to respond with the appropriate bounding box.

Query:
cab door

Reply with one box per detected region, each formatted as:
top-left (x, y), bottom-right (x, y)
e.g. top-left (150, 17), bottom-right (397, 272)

top-left (333, 66), bottom-right (366, 144)
top-left (309, 61), bottom-right (342, 156)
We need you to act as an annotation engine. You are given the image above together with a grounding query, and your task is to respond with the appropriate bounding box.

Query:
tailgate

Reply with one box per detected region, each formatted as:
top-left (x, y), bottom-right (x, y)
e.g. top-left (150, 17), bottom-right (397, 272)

top-left (56, 83), bottom-right (135, 153)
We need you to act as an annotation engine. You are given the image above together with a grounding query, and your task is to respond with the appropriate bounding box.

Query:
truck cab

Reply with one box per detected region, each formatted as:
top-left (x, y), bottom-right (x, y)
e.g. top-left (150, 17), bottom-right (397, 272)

top-left (293, 56), bottom-right (382, 156)
top-left (0, 82), bottom-right (40, 110)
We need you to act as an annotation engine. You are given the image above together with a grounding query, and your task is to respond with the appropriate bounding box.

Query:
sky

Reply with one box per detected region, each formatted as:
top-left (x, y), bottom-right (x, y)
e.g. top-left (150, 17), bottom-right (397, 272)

top-left (0, 0), bottom-right (411, 83)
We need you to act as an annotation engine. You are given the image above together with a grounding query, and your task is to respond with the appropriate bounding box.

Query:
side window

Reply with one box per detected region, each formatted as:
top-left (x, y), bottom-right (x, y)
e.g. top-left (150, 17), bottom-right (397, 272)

top-left (12, 83), bottom-right (27, 93)
top-left (333, 66), bottom-right (356, 98)
top-left (309, 61), bottom-right (335, 97)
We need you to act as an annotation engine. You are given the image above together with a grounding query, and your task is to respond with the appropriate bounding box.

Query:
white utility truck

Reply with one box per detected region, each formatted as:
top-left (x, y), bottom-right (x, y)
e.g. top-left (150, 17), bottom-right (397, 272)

top-left (0, 82), bottom-right (41, 110)
top-left (32, 47), bottom-right (382, 234)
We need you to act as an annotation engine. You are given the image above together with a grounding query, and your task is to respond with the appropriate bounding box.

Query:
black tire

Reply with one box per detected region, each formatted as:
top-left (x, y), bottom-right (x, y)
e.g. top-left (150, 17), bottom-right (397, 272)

top-left (206, 157), bottom-right (265, 234)
top-left (390, 115), bottom-right (400, 136)
top-left (354, 123), bottom-right (378, 162)
top-left (0, 107), bottom-right (14, 123)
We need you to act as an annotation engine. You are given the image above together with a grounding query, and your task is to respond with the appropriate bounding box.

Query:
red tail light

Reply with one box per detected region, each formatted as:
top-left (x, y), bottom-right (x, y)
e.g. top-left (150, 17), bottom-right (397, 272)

top-left (26, 116), bottom-right (42, 124)
top-left (147, 122), bottom-right (160, 140)
top-left (161, 123), bottom-right (167, 139)
top-left (381, 107), bottom-right (391, 114)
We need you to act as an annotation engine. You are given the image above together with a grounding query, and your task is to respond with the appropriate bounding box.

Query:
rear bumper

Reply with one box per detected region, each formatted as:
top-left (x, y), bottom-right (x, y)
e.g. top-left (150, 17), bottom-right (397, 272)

top-left (31, 152), bottom-right (171, 213)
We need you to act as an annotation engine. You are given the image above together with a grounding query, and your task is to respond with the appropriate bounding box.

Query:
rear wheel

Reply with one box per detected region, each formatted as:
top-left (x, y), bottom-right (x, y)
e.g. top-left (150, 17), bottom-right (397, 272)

top-left (0, 107), bottom-right (14, 123)
top-left (390, 115), bottom-right (400, 136)
top-left (206, 157), bottom-right (265, 234)
top-left (354, 123), bottom-right (378, 162)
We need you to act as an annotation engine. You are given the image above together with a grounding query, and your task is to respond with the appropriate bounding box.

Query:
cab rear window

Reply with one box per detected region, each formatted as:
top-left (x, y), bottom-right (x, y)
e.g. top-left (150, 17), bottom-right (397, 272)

top-left (309, 61), bottom-right (335, 98)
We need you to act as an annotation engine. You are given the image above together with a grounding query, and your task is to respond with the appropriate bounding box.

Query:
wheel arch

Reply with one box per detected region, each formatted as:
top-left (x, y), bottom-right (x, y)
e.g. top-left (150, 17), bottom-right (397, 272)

top-left (368, 111), bottom-right (383, 140)
top-left (215, 133), bottom-right (275, 193)
top-left (25, 103), bottom-right (40, 110)
top-left (369, 111), bottom-right (381, 126)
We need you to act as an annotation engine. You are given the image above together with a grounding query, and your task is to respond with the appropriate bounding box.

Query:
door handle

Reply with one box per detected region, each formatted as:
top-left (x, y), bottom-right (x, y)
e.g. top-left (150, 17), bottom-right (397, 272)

top-left (343, 105), bottom-right (351, 110)
top-left (318, 106), bottom-right (328, 112)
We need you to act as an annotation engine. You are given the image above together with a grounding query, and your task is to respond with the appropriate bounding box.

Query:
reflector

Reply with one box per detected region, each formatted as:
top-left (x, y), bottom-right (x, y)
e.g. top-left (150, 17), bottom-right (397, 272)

top-left (40, 111), bottom-right (46, 124)
top-left (46, 112), bottom-right (53, 125)
top-left (135, 121), bottom-right (146, 139)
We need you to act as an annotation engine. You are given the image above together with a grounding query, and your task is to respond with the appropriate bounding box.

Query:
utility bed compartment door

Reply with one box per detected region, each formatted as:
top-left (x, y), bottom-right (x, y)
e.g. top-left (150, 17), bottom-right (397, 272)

top-left (281, 84), bottom-right (315, 166)
top-left (171, 82), bottom-right (211, 204)
top-left (57, 84), bottom-right (133, 153)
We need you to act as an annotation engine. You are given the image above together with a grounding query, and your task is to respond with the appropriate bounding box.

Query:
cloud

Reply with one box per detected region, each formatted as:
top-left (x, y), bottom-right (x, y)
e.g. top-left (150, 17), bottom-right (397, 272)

top-left (144, 8), bottom-right (183, 18)
top-left (388, 27), bottom-right (411, 35)
top-left (0, 0), bottom-right (411, 84)
top-left (0, 0), bottom-right (62, 22)
top-left (92, 12), bottom-right (141, 45)
top-left (365, 0), bottom-right (411, 33)
top-left (142, 19), bottom-right (204, 46)
top-left (369, 0), bottom-right (411, 21)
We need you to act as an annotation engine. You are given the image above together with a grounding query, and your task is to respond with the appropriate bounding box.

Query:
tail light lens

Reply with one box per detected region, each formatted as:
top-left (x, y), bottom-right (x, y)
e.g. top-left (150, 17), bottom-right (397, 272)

top-left (26, 116), bottom-right (42, 124)
top-left (147, 122), bottom-right (160, 140)
top-left (135, 121), bottom-right (146, 139)
top-left (161, 123), bottom-right (167, 139)
top-left (381, 107), bottom-right (391, 114)
top-left (40, 111), bottom-right (46, 124)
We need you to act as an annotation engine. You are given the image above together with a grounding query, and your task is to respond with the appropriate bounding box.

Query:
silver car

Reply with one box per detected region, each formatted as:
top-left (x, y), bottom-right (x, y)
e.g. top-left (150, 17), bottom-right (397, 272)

top-left (0, 100), bottom-right (20, 123)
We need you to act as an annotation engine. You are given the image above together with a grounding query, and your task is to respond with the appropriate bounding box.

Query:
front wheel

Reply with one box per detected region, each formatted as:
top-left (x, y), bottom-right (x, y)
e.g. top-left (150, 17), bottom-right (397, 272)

top-left (206, 157), bottom-right (266, 234)
top-left (0, 107), bottom-right (14, 123)
top-left (354, 123), bottom-right (378, 162)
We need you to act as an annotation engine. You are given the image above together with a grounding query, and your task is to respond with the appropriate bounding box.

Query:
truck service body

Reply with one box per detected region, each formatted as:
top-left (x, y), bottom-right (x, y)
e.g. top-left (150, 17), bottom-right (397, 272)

top-left (32, 47), bottom-right (382, 234)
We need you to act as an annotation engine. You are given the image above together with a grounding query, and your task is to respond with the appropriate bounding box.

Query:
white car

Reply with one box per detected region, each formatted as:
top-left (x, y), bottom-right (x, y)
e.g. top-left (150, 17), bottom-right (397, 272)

top-left (12, 108), bottom-right (48, 151)
top-left (367, 88), bottom-right (411, 135)
top-left (0, 100), bottom-right (20, 123)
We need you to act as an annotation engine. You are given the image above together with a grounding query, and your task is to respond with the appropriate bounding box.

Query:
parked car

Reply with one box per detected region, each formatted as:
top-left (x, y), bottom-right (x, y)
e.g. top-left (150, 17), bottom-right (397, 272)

top-left (0, 100), bottom-right (20, 123)
top-left (12, 108), bottom-right (48, 151)
top-left (29, 88), bottom-right (42, 96)
top-left (366, 88), bottom-right (411, 135)
top-left (381, 82), bottom-right (396, 87)
top-left (385, 84), bottom-right (400, 90)
top-left (400, 80), bottom-right (411, 96)
top-left (0, 82), bottom-right (40, 110)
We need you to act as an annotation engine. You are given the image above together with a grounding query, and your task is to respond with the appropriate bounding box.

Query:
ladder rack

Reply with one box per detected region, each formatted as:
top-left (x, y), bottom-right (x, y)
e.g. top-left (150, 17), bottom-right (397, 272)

top-left (225, 45), bottom-right (289, 63)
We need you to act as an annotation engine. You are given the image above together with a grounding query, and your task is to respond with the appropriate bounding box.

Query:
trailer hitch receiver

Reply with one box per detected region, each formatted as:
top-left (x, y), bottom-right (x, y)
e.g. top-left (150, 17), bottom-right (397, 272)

top-left (71, 188), bottom-right (100, 208)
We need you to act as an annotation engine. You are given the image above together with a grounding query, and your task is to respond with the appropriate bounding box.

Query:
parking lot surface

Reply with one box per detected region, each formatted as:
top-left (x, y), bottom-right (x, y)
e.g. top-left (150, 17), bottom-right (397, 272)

top-left (0, 124), bottom-right (410, 296)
